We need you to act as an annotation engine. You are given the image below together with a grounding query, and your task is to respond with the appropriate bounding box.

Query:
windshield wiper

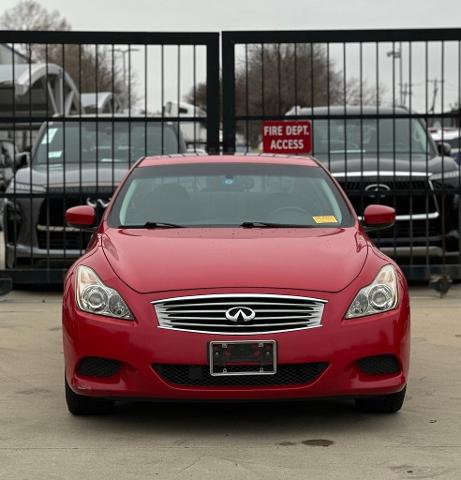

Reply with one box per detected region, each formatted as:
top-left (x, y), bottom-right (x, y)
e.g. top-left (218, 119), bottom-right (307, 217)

top-left (118, 221), bottom-right (184, 229)
top-left (239, 221), bottom-right (315, 228)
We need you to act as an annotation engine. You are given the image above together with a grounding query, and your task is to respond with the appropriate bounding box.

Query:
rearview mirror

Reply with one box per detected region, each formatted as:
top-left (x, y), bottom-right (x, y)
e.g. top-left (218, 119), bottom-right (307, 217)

top-left (65, 205), bottom-right (97, 230)
top-left (362, 204), bottom-right (396, 232)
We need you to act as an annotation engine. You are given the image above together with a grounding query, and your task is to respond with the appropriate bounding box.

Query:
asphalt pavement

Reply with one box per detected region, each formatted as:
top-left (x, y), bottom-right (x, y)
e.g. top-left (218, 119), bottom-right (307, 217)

top-left (0, 283), bottom-right (460, 479)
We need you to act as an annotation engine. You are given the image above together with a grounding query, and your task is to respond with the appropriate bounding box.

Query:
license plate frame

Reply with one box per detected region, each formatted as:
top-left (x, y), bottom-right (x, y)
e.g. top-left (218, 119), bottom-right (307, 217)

top-left (209, 340), bottom-right (277, 377)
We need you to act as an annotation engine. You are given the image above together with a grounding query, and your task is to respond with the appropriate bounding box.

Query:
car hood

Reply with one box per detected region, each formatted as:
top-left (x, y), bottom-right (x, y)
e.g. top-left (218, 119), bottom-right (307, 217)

top-left (102, 227), bottom-right (368, 294)
top-left (11, 163), bottom-right (129, 190)
top-left (319, 154), bottom-right (459, 174)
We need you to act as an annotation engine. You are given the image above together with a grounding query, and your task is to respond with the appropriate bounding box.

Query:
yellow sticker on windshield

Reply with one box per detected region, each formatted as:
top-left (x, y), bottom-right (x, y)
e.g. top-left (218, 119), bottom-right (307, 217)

top-left (312, 215), bottom-right (338, 224)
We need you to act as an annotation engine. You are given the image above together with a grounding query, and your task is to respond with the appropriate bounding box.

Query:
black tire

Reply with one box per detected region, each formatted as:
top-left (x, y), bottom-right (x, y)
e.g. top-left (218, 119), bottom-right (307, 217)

top-left (355, 386), bottom-right (406, 414)
top-left (65, 379), bottom-right (114, 415)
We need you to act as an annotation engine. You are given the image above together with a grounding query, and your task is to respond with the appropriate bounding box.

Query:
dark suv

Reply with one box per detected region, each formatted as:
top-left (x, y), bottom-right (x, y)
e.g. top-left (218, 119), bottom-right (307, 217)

top-left (3, 117), bottom-right (186, 269)
top-left (290, 106), bottom-right (461, 278)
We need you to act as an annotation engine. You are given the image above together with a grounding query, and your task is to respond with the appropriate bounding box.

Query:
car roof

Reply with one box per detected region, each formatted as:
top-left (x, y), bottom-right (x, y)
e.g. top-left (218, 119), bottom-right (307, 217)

top-left (138, 154), bottom-right (320, 168)
top-left (287, 105), bottom-right (411, 116)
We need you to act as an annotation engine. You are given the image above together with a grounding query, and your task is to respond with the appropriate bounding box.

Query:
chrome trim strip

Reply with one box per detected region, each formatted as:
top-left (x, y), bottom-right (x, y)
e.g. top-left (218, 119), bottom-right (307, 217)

top-left (157, 324), bottom-right (323, 336)
top-left (152, 293), bottom-right (328, 305)
top-left (158, 308), bottom-right (321, 314)
top-left (358, 212), bottom-right (439, 221)
top-left (160, 320), bottom-right (318, 328)
top-left (395, 212), bottom-right (439, 221)
top-left (36, 224), bottom-right (80, 232)
top-left (333, 171), bottom-right (430, 177)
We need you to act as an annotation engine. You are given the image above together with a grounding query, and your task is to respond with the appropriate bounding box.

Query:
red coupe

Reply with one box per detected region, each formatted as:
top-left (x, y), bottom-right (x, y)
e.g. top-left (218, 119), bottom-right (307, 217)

top-left (63, 155), bottom-right (410, 415)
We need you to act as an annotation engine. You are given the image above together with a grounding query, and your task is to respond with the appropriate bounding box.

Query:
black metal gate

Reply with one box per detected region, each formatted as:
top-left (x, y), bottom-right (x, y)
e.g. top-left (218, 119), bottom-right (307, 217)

top-left (222, 29), bottom-right (461, 281)
top-left (1, 29), bottom-right (461, 285)
top-left (0, 30), bottom-right (219, 285)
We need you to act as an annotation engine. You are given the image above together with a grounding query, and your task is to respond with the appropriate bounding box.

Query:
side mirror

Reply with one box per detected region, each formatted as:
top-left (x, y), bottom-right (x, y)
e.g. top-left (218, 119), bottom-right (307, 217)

top-left (437, 142), bottom-right (452, 156)
top-left (362, 204), bottom-right (396, 232)
top-left (14, 152), bottom-right (30, 172)
top-left (65, 205), bottom-right (97, 230)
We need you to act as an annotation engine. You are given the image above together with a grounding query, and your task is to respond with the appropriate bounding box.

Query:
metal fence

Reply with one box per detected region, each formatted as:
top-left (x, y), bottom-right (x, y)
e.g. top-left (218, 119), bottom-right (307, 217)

top-left (222, 29), bottom-right (461, 281)
top-left (1, 29), bottom-right (461, 285)
top-left (0, 30), bottom-right (219, 284)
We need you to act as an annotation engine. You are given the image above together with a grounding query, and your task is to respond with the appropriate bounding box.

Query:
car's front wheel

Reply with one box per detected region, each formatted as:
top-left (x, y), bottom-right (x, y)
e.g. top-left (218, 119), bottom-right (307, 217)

top-left (355, 387), bottom-right (406, 414)
top-left (65, 379), bottom-right (114, 415)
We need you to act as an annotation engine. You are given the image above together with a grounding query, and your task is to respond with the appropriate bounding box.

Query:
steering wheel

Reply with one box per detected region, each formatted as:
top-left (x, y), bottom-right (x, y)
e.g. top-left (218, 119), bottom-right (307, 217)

top-left (329, 140), bottom-right (360, 150)
top-left (266, 206), bottom-right (311, 223)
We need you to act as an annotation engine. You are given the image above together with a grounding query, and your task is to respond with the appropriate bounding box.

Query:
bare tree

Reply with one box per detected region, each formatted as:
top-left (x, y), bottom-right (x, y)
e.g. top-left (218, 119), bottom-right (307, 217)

top-left (0, 0), bottom-right (133, 105)
top-left (0, 0), bottom-right (70, 33)
top-left (185, 44), bottom-right (384, 146)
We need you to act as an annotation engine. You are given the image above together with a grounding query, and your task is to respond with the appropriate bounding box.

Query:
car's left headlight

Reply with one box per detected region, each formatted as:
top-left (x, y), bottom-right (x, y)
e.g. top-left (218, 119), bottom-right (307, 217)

top-left (346, 265), bottom-right (398, 319)
top-left (75, 265), bottom-right (133, 320)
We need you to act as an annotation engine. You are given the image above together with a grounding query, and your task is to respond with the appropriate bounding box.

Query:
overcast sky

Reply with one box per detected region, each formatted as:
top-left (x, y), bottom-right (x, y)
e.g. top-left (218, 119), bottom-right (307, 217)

top-left (2, 0), bottom-right (461, 31)
top-left (2, 0), bottom-right (461, 114)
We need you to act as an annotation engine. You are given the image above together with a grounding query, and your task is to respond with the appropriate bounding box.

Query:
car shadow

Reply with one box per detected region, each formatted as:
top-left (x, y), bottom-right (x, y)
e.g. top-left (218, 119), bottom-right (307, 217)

top-left (76, 398), bottom-right (399, 439)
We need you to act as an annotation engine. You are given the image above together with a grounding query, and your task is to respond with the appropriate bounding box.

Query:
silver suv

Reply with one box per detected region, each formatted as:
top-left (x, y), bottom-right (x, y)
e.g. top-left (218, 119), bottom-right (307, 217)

top-left (3, 116), bottom-right (186, 268)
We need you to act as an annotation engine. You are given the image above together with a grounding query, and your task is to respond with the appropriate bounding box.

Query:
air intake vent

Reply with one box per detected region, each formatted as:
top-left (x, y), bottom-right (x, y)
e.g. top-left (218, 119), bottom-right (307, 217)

top-left (153, 294), bottom-right (326, 334)
top-left (357, 355), bottom-right (401, 375)
top-left (77, 357), bottom-right (121, 377)
top-left (153, 363), bottom-right (328, 387)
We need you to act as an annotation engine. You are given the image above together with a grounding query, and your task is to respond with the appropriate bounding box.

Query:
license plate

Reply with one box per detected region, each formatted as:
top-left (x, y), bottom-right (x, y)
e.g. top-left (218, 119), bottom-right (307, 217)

top-left (209, 340), bottom-right (277, 376)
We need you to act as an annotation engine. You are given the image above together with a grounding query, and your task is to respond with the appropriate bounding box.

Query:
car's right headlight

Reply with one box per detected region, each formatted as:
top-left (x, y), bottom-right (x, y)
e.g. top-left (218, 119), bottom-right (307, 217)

top-left (346, 265), bottom-right (398, 319)
top-left (75, 265), bottom-right (133, 320)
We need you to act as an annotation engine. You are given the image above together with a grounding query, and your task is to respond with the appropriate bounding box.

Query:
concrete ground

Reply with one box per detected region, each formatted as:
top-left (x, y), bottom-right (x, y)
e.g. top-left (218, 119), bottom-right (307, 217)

top-left (0, 285), bottom-right (460, 480)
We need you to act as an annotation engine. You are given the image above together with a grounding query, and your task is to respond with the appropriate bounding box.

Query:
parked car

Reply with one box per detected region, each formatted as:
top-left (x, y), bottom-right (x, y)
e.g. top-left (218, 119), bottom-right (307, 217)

top-left (286, 106), bottom-right (461, 279)
top-left (3, 116), bottom-right (186, 269)
top-left (0, 139), bottom-right (29, 231)
top-left (0, 139), bottom-right (17, 192)
top-left (430, 128), bottom-right (461, 165)
top-left (63, 154), bottom-right (409, 415)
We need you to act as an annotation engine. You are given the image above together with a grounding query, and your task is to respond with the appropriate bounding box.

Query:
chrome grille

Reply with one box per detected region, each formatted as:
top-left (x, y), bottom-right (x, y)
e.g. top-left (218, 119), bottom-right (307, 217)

top-left (152, 294), bottom-right (326, 334)
top-left (333, 172), bottom-right (438, 219)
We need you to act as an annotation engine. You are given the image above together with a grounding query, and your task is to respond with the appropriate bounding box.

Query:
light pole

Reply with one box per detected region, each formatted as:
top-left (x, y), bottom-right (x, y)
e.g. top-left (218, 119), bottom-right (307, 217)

top-left (387, 43), bottom-right (403, 106)
top-left (114, 47), bottom-right (139, 109)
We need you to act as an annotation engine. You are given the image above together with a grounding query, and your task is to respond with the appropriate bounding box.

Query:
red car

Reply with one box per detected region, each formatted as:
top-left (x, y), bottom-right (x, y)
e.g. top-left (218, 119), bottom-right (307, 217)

top-left (63, 155), bottom-right (410, 415)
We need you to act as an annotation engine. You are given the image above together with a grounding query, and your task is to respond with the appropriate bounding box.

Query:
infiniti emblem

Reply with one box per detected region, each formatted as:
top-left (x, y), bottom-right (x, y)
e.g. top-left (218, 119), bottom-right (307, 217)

top-left (364, 183), bottom-right (391, 199)
top-left (225, 306), bottom-right (256, 323)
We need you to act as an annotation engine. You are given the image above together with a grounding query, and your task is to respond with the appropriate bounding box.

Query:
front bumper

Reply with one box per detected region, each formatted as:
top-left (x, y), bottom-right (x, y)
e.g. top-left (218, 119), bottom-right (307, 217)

top-left (63, 282), bottom-right (410, 401)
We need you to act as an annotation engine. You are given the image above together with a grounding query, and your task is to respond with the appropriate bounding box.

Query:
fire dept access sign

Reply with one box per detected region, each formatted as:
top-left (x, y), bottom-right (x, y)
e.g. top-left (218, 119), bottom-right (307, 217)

top-left (262, 120), bottom-right (312, 154)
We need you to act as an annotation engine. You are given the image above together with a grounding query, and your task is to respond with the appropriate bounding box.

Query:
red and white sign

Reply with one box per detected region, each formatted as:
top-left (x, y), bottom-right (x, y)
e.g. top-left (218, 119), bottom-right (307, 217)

top-left (262, 120), bottom-right (312, 154)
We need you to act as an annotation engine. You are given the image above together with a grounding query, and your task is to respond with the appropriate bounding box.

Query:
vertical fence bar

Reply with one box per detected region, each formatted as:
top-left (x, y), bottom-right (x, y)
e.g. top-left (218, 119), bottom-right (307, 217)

top-left (206, 34), bottom-right (220, 153)
top-left (222, 34), bottom-right (236, 153)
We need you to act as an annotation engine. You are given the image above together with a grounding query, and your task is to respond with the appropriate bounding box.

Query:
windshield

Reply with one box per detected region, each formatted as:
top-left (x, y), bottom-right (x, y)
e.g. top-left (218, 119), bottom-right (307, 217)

top-left (108, 163), bottom-right (354, 228)
top-left (34, 121), bottom-right (184, 165)
top-left (312, 118), bottom-right (437, 158)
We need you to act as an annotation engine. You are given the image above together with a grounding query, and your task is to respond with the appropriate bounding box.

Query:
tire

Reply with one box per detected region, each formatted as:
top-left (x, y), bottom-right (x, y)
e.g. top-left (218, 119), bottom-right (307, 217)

top-left (355, 386), bottom-right (406, 414)
top-left (65, 379), bottom-right (114, 415)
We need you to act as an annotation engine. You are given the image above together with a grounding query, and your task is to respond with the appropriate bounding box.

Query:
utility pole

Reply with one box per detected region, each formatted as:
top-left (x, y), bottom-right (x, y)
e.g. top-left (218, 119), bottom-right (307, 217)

top-left (428, 79), bottom-right (440, 114)
top-left (114, 47), bottom-right (139, 109)
top-left (402, 83), bottom-right (407, 106)
top-left (387, 43), bottom-right (403, 105)
top-left (401, 83), bottom-right (414, 107)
